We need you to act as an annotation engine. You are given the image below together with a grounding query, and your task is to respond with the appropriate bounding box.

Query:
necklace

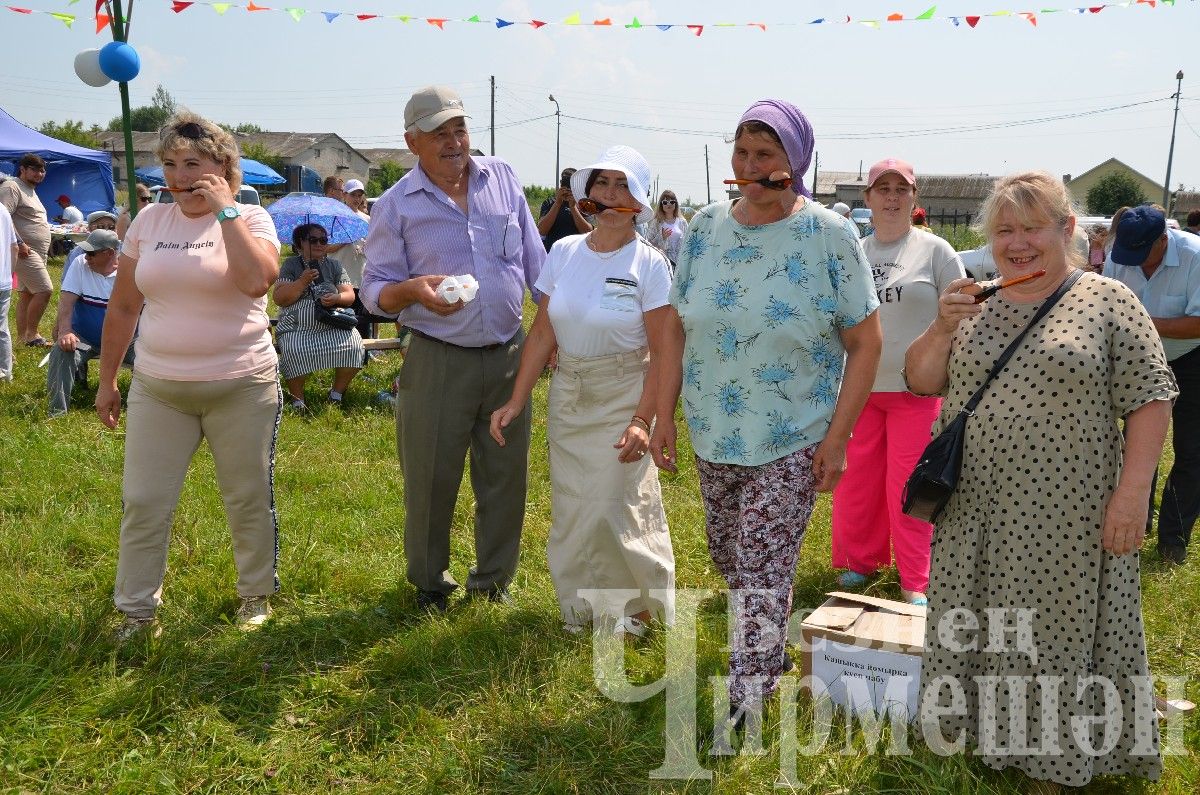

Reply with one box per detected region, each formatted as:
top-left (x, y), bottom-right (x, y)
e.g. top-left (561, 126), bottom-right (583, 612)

top-left (586, 232), bottom-right (635, 260)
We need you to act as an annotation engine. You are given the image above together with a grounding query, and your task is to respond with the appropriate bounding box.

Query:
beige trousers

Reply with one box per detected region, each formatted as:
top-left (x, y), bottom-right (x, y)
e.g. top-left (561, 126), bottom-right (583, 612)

top-left (547, 348), bottom-right (675, 626)
top-left (113, 366), bottom-right (282, 618)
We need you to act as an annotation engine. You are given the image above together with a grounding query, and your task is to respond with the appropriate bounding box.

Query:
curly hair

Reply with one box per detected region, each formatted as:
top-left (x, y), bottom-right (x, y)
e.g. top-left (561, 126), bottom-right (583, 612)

top-left (156, 110), bottom-right (243, 191)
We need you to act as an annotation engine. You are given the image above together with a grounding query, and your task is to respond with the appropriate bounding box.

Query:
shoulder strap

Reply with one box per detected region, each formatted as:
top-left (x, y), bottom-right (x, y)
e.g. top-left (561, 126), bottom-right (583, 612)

top-left (963, 269), bottom-right (1083, 414)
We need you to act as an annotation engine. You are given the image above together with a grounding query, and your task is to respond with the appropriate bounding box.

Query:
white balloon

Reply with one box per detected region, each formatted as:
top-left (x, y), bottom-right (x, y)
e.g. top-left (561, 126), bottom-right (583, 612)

top-left (74, 49), bottom-right (110, 88)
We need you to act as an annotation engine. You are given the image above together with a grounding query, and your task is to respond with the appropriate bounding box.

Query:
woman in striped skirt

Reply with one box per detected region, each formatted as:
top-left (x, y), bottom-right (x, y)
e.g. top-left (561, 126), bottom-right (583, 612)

top-left (272, 222), bottom-right (364, 409)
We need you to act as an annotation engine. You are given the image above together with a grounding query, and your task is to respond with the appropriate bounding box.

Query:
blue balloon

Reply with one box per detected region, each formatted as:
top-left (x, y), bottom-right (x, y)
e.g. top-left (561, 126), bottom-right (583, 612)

top-left (98, 41), bottom-right (140, 83)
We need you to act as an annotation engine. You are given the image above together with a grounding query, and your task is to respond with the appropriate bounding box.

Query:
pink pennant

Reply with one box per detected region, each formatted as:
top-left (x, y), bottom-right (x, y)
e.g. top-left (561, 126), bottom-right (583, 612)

top-left (171, 1), bottom-right (192, 12)
top-left (427, 17), bottom-right (446, 28)
top-left (965, 15), bottom-right (980, 27)
top-left (8, 7), bottom-right (33, 13)
top-left (1021, 12), bottom-right (1037, 25)
top-left (687, 24), bottom-right (703, 36)
top-left (749, 22), bottom-right (766, 31)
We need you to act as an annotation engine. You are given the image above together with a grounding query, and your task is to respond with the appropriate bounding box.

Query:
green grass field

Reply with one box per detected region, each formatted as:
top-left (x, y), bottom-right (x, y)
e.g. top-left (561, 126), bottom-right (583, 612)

top-left (0, 262), bottom-right (1196, 793)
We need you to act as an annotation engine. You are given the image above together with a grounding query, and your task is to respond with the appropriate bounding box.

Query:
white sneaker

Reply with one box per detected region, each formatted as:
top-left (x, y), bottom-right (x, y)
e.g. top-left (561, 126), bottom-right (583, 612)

top-left (237, 596), bottom-right (272, 630)
top-left (613, 616), bottom-right (647, 638)
top-left (114, 615), bottom-right (161, 642)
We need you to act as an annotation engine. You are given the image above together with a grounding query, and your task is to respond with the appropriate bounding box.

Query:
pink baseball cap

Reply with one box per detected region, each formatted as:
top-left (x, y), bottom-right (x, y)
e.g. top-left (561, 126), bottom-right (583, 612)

top-left (866, 158), bottom-right (915, 189)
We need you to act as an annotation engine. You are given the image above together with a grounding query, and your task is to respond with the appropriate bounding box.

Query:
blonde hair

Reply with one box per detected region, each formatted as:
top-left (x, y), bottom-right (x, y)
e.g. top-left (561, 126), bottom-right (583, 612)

top-left (156, 111), bottom-right (243, 192)
top-left (975, 171), bottom-right (1083, 269)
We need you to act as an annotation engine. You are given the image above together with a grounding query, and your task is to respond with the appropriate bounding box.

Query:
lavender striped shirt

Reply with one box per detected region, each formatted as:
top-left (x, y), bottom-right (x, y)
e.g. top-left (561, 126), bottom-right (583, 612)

top-left (361, 156), bottom-right (544, 347)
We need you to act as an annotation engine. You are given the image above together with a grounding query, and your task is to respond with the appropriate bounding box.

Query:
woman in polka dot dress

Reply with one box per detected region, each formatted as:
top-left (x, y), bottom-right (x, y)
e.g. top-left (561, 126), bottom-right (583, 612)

top-left (904, 172), bottom-right (1175, 790)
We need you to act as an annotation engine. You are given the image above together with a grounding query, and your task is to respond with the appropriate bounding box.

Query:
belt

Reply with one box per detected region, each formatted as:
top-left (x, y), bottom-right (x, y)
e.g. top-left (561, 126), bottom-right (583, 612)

top-left (408, 327), bottom-right (505, 351)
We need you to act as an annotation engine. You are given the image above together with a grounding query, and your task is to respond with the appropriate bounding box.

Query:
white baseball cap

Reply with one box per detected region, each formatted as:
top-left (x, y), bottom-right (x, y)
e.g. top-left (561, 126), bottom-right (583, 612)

top-left (570, 145), bottom-right (655, 224)
top-left (342, 179), bottom-right (365, 194)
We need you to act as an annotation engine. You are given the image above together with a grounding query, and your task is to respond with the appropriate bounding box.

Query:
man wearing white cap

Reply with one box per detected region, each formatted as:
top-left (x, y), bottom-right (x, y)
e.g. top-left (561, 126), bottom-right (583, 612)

top-left (47, 229), bottom-right (134, 417)
top-left (362, 85), bottom-right (545, 612)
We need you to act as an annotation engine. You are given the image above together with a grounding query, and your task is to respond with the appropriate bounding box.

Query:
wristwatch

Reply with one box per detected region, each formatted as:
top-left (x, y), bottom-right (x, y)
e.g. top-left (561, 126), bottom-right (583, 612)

top-left (216, 206), bottom-right (241, 223)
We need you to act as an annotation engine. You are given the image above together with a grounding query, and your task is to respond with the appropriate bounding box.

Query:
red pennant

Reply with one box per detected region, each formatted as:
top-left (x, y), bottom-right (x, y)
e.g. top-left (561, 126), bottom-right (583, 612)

top-left (94, 0), bottom-right (103, 13)
top-left (356, 14), bottom-right (376, 21)
top-left (96, 11), bottom-right (110, 30)
top-left (427, 18), bottom-right (446, 29)
top-left (887, 13), bottom-right (904, 21)
top-left (965, 16), bottom-right (980, 27)
top-left (171, 1), bottom-right (191, 12)
top-left (1089, 6), bottom-right (1103, 12)
top-left (530, 19), bottom-right (546, 28)
top-left (593, 18), bottom-right (611, 26)
top-left (1022, 12), bottom-right (1037, 26)
top-left (687, 24), bottom-right (703, 36)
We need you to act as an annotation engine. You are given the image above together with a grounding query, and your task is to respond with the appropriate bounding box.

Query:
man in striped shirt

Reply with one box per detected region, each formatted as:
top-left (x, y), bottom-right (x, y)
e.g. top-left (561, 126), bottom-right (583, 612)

top-left (362, 85), bottom-right (545, 613)
top-left (47, 229), bottom-right (134, 417)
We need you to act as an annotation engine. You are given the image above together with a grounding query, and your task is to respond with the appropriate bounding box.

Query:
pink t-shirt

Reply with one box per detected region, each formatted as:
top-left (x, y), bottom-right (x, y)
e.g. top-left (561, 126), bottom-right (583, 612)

top-left (121, 202), bottom-right (280, 381)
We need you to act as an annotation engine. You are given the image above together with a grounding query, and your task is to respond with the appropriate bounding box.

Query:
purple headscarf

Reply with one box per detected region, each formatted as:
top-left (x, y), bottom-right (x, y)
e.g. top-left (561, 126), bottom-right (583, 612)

top-left (737, 99), bottom-right (814, 198)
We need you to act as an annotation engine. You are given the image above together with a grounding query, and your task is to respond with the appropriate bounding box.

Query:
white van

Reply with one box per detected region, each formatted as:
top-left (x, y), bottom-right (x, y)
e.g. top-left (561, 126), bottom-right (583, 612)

top-left (151, 184), bottom-right (261, 205)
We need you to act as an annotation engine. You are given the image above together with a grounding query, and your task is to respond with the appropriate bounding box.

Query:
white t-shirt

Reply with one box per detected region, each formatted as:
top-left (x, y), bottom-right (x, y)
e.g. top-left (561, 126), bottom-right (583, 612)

top-left (0, 204), bottom-right (16, 286)
top-left (535, 234), bottom-right (671, 357)
top-left (61, 205), bottom-right (85, 224)
top-left (862, 229), bottom-right (965, 392)
top-left (657, 217), bottom-right (688, 261)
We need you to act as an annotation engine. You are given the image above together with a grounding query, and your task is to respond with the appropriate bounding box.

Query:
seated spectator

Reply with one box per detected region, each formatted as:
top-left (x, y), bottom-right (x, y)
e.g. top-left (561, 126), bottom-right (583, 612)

top-left (47, 229), bottom-right (134, 417)
top-left (62, 210), bottom-right (118, 283)
top-left (55, 194), bottom-right (84, 225)
top-left (272, 223), bottom-right (364, 410)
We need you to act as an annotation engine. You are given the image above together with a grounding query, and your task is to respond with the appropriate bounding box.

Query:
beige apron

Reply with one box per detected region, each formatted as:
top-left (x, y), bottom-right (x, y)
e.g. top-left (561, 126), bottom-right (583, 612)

top-left (546, 348), bottom-right (675, 627)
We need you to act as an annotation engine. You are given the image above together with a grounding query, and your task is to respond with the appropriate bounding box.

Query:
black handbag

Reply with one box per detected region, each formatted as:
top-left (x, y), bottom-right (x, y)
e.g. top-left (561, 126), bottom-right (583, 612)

top-left (902, 270), bottom-right (1082, 523)
top-left (309, 284), bottom-right (358, 330)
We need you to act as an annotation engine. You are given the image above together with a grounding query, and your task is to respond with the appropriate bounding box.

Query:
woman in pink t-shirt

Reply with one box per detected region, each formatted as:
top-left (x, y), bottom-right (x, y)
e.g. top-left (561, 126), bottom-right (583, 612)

top-left (96, 113), bottom-right (282, 641)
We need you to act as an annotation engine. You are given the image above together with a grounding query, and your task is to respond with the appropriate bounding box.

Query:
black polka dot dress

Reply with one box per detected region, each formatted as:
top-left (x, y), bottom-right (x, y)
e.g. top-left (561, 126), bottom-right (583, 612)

top-left (918, 273), bottom-right (1176, 786)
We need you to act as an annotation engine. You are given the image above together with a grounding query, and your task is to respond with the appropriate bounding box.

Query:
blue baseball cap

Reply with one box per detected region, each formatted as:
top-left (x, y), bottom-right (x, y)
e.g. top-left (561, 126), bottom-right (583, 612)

top-left (1111, 205), bottom-right (1167, 267)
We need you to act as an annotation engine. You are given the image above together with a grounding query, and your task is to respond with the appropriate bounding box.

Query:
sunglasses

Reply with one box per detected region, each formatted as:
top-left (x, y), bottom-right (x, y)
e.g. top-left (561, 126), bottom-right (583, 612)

top-left (83, 250), bottom-right (110, 257)
top-left (138, 195), bottom-right (152, 203)
top-left (661, 199), bottom-right (677, 206)
top-left (163, 121), bottom-right (210, 141)
top-left (306, 236), bottom-right (329, 245)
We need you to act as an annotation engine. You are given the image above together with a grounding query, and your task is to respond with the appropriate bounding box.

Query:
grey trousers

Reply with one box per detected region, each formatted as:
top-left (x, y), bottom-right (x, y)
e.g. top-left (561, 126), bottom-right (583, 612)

top-left (47, 341), bottom-right (134, 415)
top-left (396, 328), bottom-right (530, 595)
top-left (0, 289), bottom-right (11, 381)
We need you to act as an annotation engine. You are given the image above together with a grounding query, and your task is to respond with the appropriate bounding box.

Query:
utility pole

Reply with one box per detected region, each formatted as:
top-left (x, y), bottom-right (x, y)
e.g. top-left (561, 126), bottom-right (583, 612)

top-left (549, 94), bottom-right (561, 184)
top-left (704, 145), bottom-right (711, 204)
top-left (490, 75), bottom-right (496, 156)
top-left (813, 151), bottom-right (819, 201)
top-left (1163, 70), bottom-right (1184, 212)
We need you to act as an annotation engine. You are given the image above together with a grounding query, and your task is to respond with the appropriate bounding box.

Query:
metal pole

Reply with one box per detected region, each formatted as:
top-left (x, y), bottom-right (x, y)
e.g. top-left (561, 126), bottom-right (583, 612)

top-left (110, 0), bottom-right (139, 221)
top-left (813, 151), bottom-right (819, 203)
top-left (704, 145), bottom-right (711, 205)
top-left (1163, 70), bottom-right (1184, 212)
top-left (490, 75), bottom-right (495, 156)
top-left (549, 94), bottom-right (561, 185)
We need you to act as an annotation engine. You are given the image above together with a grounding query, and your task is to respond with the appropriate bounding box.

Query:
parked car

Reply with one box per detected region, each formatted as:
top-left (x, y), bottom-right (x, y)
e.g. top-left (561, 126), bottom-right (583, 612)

top-left (850, 207), bottom-right (873, 237)
top-left (151, 184), bottom-right (261, 205)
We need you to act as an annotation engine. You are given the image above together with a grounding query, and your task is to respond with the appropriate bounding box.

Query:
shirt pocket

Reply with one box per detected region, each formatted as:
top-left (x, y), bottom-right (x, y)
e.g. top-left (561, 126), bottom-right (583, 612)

top-left (1159, 295), bottom-right (1187, 317)
top-left (485, 212), bottom-right (519, 260)
top-left (600, 278), bottom-right (639, 312)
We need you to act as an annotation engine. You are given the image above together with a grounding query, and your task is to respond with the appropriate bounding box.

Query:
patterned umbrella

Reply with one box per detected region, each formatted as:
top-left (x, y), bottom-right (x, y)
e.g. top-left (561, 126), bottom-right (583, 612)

top-left (266, 194), bottom-right (368, 245)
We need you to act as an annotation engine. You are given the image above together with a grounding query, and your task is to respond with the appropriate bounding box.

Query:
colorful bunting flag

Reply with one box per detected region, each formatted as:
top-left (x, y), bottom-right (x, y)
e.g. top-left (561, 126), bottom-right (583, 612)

top-left (285, 7), bottom-right (304, 21)
top-left (495, 18), bottom-right (512, 28)
top-left (917, 6), bottom-right (937, 20)
top-left (322, 11), bottom-right (337, 22)
top-left (171, 1), bottom-right (192, 12)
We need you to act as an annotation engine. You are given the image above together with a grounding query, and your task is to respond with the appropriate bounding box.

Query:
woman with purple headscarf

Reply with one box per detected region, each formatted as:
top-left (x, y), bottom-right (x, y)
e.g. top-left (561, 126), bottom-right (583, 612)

top-left (651, 100), bottom-right (882, 740)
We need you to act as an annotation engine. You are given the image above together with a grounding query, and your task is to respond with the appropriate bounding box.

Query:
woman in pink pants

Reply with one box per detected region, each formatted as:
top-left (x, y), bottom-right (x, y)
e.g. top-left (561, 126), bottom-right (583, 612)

top-left (831, 159), bottom-right (965, 604)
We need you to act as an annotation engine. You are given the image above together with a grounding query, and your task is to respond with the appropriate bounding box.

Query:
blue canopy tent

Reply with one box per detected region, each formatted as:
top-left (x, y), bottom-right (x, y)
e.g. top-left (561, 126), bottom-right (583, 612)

top-left (0, 106), bottom-right (115, 216)
top-left (135, 157), bottom-right (285, 187)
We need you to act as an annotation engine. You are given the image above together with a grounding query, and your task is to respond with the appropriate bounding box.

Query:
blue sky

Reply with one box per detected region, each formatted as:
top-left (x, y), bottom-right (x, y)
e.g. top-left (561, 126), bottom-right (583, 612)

top-left (3, 1), bottom-right (1199, 204)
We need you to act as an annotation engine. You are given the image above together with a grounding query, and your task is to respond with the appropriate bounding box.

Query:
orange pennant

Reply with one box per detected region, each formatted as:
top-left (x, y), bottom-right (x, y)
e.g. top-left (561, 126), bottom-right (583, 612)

top-left (887, 13), bottom-right (904, 21)
top-left (427, 17), bottom-right (446, 28)
top-left (95, 11), bottom-right (110, 31)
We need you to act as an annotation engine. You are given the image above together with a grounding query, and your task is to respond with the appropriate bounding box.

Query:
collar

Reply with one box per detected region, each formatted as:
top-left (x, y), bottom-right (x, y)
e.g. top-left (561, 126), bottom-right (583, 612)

top-left (403, 155), bottom-right (485, 196)
top-left (1159, 229), bottom-right (1182, 270)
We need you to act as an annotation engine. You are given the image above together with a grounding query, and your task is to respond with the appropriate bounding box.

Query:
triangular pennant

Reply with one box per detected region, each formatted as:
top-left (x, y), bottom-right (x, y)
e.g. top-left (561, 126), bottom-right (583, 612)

top-left (285, 8), bottom-right (305, 22)
top-left (48, 11), bottom-right (74, 26)
top-left (322, 11), bottom-right (338, 22)
top-left (861, 19), bottom-right (881, 28)
top-left (563, 12), bottom-right (581, 25)
top-left (917, 6), bottom-right (937, 20)
top-left (212, 3), bottom-right (231, 14)
top-left (496, 18), bottom-right (512, 27)
top-left (715, 22), bottom-right (736, 27)
top-left (170, 1), bottom-right (192, 13)
top-left (593, 18), bottom-right (611, 26)
top-left (656, 24), bottom-right (671, 30)
top-left (466, 15), bottom-right (481, 23)
top-left (530, 19), bottom-right (546, 28)
top-left (1021, 11), bottom-right (1038, 24)
top-left (95, 11), bottom-right (109, 30)
top-left (426, 18), bottom-right (446, 28)
top-left (990, 9), bottom-right (1012, 15)
top-left (887, 13), bottom-right (904, 21)
top-left (356, 14), bottom-right (376, 20)
top-left (749, 22), bottom-right (766, 31)
top-left (626, 17), bottom-right (641, 28)
top-left (809, 18), bottom-right (825, 24)
top-left (966, 15), bottom-right (981, 26)
top-left (246, 2), bottom-right (269, 11)
top-left (94, 0), bottom-right (102, 14)
top-left (949, 15), bottom-right (961, 25)
top-left (1136, 0), bottom-right (1156, 7)
top-left (687, 24), bottom-right (703, 36)
top-left (393, 15), bottom-right (410, 22)
top-left (8, 7), bottom-right (33, 13)
top-left (1089, 5), bottom-right (1104, 10)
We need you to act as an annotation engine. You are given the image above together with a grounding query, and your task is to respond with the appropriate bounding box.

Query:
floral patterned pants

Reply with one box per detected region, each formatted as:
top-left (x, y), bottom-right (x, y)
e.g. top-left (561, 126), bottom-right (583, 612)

top-left (696, 444), bottom-right (818, 709)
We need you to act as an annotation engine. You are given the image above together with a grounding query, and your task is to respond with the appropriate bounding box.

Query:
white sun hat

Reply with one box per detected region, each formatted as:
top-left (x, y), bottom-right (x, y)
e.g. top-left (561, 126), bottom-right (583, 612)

top-left (570, 145), bottom-right (655, 225)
